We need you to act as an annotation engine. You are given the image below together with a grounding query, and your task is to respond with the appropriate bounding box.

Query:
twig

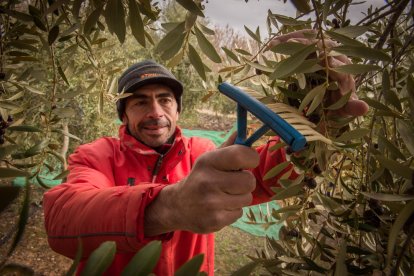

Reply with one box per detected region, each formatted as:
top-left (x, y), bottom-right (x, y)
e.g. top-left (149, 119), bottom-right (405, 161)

top-left (394, 28), bottom-right (414, 64)
top-left (234, 74), bottom-right (256, 85)
top-left (356, 1), bottom-right (393, 25)
top-left (356, 0), bottom-right (410, 88)
top-left (252, 8), bottom-right (315, 61)
top-left (393, 225), bottom-right (414, 276)
top-left (362, 3), bottom-right (400, 26)
top-left (374, 0), bottom-right (410, 50)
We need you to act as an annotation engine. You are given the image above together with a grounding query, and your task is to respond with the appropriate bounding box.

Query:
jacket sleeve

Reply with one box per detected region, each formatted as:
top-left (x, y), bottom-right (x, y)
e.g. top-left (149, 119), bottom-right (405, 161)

top-left (251, 137), bottom-right (298, 205)
top-left (43, 140), bottom-right (168, 259)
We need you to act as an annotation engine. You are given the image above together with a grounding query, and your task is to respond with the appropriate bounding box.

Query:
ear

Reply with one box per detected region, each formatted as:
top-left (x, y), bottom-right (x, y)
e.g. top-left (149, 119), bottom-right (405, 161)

top-left (122, 113), bottom-right (128, 125)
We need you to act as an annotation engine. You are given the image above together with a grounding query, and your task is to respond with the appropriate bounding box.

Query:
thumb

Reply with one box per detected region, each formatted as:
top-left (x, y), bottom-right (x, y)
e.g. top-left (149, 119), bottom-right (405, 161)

top-left (219, 131), bottom-right (237, 148)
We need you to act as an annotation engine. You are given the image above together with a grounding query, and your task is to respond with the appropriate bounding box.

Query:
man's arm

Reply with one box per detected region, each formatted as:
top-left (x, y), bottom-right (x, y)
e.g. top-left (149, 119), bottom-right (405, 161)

top-left (43, 140), bottom-right (166, 259)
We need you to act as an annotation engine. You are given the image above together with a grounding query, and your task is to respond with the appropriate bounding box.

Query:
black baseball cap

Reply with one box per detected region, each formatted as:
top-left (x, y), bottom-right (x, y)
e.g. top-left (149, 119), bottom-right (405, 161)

top-left (116, 60), bottom-right (183, 120)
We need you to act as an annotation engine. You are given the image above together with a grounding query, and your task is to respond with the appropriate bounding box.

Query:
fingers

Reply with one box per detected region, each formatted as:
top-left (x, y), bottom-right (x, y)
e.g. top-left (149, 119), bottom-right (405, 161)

top-left (213, 169), bottom-right (256, 195)
top-left (209, 192), bottom-right (253, 211)
top-left (325, 57), bottom-right (369, 116)
top-left (342, 100), bottom-right (370, 116)
top-left (197, 144), bottom-right (260, 171)
top-left (171, 145), bottom-right (258, 233)
top-left (219, 131), bottom-right (237, 148)
top-left (332, 53), bottom-right (352, 65)
top-left (327, 56), bottom-right (356, 95)
top-left (271, 29), bottom-right (317, 45)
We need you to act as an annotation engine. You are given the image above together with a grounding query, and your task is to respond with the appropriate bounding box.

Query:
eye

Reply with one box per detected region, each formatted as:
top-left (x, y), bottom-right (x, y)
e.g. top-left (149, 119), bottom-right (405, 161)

top-left (159, 97), bottom-right (173, 105)
top-left (134, 99), bottom-right (147, 106)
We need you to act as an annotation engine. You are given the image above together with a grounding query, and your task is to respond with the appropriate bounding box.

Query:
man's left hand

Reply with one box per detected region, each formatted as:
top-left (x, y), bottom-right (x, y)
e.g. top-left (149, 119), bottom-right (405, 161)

top-left (268, 29), bottom-right (369, 117)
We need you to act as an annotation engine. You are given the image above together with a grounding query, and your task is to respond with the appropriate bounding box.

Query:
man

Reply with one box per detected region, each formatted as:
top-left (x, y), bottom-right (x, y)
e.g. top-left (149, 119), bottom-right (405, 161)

top-left (44, 32), bottom-right (369, 275)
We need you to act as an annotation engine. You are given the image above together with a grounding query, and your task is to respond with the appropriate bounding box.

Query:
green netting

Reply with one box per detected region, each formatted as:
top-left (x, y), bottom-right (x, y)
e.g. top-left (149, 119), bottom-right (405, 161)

top-left (232, 202), bottom-right (281, 239)
top-left (13, 173), bottom-right (62, 187)
top-left (182, 129), bottom-right (231, 146)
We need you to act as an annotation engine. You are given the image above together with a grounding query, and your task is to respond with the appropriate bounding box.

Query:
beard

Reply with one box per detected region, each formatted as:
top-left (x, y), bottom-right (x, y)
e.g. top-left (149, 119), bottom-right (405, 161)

top-left (128, 117), bottom-right (175, 148)
top-left (139, 118), bottom-right (170, 129)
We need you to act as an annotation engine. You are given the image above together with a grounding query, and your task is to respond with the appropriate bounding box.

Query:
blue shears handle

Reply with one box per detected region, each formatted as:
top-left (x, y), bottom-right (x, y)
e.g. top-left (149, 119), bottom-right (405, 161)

top-left (218, 82), bottom-right (307, 152)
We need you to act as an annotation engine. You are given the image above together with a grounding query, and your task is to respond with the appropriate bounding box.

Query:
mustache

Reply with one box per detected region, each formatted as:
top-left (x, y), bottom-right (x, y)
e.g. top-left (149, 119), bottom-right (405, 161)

top-left (139, 118), bottom-right (170, 128)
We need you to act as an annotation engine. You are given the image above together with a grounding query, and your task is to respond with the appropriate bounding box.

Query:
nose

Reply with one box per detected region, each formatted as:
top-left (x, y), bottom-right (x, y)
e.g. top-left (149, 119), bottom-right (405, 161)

top-left (147, 100), bottom-right (164, 118)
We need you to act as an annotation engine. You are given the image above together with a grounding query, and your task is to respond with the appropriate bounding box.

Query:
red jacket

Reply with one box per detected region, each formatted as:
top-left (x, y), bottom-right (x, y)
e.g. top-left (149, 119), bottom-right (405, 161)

top-left (43, 125), bottom-right (290, 275)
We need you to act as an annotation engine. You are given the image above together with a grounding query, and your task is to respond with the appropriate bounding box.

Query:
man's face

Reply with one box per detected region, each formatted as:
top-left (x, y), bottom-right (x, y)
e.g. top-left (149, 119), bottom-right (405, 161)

top-left (123, 84), bottom-right (179, 148)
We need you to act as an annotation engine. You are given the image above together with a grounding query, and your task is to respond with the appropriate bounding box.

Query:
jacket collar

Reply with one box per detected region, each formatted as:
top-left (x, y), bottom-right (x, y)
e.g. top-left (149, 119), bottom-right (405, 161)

top-left (118, 124), bottom-right (184, 155)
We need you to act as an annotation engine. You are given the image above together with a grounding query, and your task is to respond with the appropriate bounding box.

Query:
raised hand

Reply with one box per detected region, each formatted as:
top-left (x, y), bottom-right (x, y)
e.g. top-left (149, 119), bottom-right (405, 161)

top-left (144, 145), bottom-right (259, 235)
top-left (268, 29), bottom-right (369, 117)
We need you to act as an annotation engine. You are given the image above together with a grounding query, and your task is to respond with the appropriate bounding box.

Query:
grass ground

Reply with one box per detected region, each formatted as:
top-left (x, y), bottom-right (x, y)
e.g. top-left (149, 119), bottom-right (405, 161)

top-left (215, 227), bottom-right (266, 275)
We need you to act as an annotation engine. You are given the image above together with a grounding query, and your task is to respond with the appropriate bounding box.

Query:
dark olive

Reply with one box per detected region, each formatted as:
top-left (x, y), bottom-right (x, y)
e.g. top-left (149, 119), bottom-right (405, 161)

top-left (363, 210), bottom-right (380, 228)
top-left (287, 229), bottom-right (300, 238)
top-left (285, 146), bottom-right (293, 155)
top-left (307, 113), bottom-right (321, 124)
top-left (305, 177), bottom-right (317, 189)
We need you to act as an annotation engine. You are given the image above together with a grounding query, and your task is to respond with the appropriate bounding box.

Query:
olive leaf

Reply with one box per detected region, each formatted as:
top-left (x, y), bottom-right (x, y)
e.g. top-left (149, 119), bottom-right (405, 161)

top-left (8, 125), bottom-right (42, 132)
top-left (264, 161), bottom-right (291, 180)
top-left (298, 83), bottom-right (326, 113)
top-left (270, 44), bottom-right (316, 79)
top-left (221, 47), bottom-right (240, 63)
top-left (161, 32), bottom-right (186, 61)
top-left (81, 241), bottom-right (116, 276)
top-left (386, 200), bottom-right (414, 267)
top-left (290, 0), bottom-right (311, 13)
top-left (176, 0), bottom-right (204, 17)
top-left (0, 168), bottom-right (30, 178)
top-left (128, 0), bottom-right (145, 47)
top-left (244, 26), bottom-right (261, 43)
top-left (331, 64), bottom-right (381, 75)
top-left (325, 91), bottom-right (352, 110)
top-left (325, 30), bottom-right (365, 47)
top-left (332, 45), bottom-right (391, 62)
top-left (188, 44), bottom-right (206, 81)
top-left (270, 41), bottom-right (309, 55)
top-left (397, 120), bottom-right (414, 157)
top-left (194, 26), bottom-right (221, 63)
top-left (361, 192), bottom-right (414, 201)
top-left (272, 14), bottom-right (309, 26)
top-left (121, 241), bottom-right (162, 276)
top-left (335, 128), bottom-right (370, 142)
top-left (230, 261), bottom-right (260, 276)
top-left (155, 22), bottom-right (185, 54)
top-left (244, 59), bottom-right (273, 73)
top-left (83, 7), bottom-right (103, 35)
top-left (376, 156), bottom-right (413, 179)
top-left (334, 240), bottom-right (348, 276)
top-left (175, 254), bottom-right (204, 276)
top-left (382, 70), bottom-right (402, 111)
top-left (271, 184), bottom-right (304, 200)
top-left (334, 26), bottom-right (370, 38)
top-left (104, 0), bottom-right (126, 43)
top-left (306, 84), bottom-right (326, 115)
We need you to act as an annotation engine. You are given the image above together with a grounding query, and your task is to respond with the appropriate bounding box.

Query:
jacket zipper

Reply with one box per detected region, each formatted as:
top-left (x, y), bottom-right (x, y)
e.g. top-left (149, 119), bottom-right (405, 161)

top-left (151, 154), bottom-right (164, 183)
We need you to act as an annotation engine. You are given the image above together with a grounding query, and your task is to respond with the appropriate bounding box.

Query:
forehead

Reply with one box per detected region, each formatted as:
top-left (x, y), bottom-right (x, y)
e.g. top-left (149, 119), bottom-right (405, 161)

top-left (130, 83), bottom-right (174, 98)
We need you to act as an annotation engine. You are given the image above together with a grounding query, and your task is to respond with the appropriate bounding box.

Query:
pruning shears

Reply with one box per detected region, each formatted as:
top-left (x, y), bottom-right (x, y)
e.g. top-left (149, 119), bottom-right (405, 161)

top-left (218, 82), bottom-right (307, 152)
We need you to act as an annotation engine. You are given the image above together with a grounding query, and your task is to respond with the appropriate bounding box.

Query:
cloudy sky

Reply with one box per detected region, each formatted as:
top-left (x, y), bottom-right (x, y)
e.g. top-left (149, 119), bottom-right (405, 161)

top-left (203, 0), bottom-right (386, 33)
